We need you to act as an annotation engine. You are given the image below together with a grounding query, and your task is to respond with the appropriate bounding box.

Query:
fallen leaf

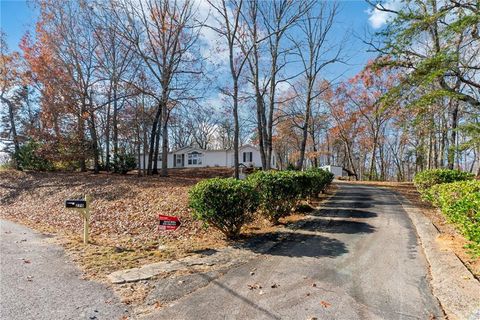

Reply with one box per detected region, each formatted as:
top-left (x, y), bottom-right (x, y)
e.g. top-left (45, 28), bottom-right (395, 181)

top-left (22, 259), bottom-right (31, 264)
top-left (320, 300), bottom-right (331, 308)
top-left (248, 283), bottom-right (262, 290)
top-left (312, 283), bottom-right (316, 287)
top-left (271, 283), bottom-right (279, 288)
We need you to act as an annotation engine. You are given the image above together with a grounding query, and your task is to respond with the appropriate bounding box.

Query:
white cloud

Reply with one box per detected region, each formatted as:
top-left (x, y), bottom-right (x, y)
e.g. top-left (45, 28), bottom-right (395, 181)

top-left (366, 0), bottom-right (401, 29)
top-left (194, 0), bottom-right (228, 61)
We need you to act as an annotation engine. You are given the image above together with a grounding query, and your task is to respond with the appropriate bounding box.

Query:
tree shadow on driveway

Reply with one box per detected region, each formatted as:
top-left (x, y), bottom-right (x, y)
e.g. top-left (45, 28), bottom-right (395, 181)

top-left (293, 219), bottom-right (376, 234)
top-left (323, 201), bottom-right (373, 209)
top-left (235, 232), bottom-right (348, 259)
top-left (315, 208), bottom-right (377, 219)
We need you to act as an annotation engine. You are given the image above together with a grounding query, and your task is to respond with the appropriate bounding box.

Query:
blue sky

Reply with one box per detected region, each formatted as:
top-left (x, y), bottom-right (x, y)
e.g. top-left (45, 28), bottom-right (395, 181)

top-left (1, 0), bottom-right (383, 80)
top-left (1, 0), bottom-right (38, 50)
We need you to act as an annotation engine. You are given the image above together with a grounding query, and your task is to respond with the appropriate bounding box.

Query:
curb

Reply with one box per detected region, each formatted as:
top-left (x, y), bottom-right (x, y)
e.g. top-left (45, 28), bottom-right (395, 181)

top-left (391, 191), bottom-right (480, 320)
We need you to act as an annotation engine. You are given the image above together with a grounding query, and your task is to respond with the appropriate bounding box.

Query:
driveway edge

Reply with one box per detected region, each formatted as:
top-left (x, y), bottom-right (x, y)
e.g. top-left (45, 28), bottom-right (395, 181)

top-left (391, 192), bottom-right (480, 320)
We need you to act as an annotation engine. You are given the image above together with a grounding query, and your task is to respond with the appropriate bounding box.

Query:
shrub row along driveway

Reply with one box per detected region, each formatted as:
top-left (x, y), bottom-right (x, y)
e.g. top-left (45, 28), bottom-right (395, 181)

top-left (144, 182), bottom-right (443, 320)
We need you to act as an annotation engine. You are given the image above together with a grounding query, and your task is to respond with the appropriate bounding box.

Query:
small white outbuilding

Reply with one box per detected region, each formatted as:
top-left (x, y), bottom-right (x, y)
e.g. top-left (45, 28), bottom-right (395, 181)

top-left (320, 165), bottom-right (345, 178)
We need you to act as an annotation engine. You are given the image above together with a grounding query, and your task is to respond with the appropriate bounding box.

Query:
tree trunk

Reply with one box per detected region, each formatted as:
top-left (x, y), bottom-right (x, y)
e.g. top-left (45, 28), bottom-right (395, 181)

top-left (105, 101), bottom-right (111, 172)
top-left (1, 97), bottom-right (20, 168)
top-left (310, 125), bottom-right (318, 168)
top-left (148, 104), bottom-right (162, 175)
top-left (160, 105), bottom-right (169, 177)
top-left (233, 78), bottom-right (240, 179)
top-left (344, 140), bottom-right (358, 179)
top-left (447, 100), bottom-right (459, 169)
top-left (78, 102), bottom-right (86, 172)
top-left (297, 85), bottom-right (312, 170)
top-left (369, 137), bottom-right (377, 180)
top-left (266, 41), bottom-right (279, 171)
top-left (112, 87), bottom-right (119, 167)
top-left (88, 111), bottom-right (100, 174)
top-left (153, 110), bottom-right (162, 175)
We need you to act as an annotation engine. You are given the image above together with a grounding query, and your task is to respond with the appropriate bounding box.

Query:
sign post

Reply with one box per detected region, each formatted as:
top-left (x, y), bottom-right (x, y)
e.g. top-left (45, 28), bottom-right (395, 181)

top-left (65, 195), bottom-right (91, 244)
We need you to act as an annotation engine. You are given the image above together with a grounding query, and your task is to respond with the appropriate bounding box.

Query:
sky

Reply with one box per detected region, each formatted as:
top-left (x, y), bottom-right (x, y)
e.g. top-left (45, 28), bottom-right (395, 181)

top-left (0, 0), bottom-right (394, 156)
top-left (1, 0), bottom-right (38, 50)
top-left (0, 0), bottom-right (393, 78)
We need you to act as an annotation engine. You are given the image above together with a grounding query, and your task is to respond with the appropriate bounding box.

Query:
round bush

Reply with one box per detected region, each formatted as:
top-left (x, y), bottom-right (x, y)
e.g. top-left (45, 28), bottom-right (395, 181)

top-left (188, 178), bottom-right (258, 238)
top-left (304, 168), bottom-right (334, 197)
top-left (247, 171), bottom-right (300, 223)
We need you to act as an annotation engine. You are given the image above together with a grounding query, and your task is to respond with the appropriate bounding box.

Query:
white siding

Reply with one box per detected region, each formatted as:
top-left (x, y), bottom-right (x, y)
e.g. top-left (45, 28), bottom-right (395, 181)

top-left (138, 145), bottom-right (275, 169)
top-left (202, 151), bottom-right (228, 167)
top-left (320, 165), bottom-right (343, 177)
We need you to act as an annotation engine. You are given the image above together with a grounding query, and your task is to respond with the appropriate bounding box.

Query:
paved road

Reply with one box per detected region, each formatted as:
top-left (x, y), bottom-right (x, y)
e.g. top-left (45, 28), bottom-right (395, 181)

top-left (0, 219), bottom-right (129, 320)
top-left (144, 183), bottom-right (444, 320)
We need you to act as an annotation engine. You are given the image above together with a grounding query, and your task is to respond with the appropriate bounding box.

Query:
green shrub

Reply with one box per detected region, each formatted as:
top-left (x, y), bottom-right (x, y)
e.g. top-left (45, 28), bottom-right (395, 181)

top-left (413, 169), bottom-right (474, 194)
top-left (304, 168), bottom-right (334, 198)
top-left (247, 171), bottom-right (301, 223)
top-left (188, 178), bottom-right (258, 238)
top-left (247, 169), bottom-right (333, 223)
top-left (112, 152), bottom-right (136, 174)
top-left (15, 140), bottom-right (53, 171)
top-left (426, 180), bottom-right (480, 256)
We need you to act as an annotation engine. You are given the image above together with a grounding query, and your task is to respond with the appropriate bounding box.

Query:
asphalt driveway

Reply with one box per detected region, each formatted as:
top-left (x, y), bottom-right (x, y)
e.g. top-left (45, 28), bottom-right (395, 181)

top-left (143, 182), bottom-right (444, 320)
top-left (0, 219), bottom-right (129, 320)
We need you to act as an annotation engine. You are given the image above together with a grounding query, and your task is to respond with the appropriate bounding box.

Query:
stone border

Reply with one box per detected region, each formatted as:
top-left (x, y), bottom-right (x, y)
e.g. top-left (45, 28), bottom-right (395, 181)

top-left (390, 191), bottom-right (480, 320)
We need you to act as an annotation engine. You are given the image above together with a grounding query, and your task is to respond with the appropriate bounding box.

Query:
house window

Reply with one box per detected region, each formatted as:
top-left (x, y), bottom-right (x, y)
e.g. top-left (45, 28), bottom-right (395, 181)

top-left (176, 156), bottom-right (182, 165)
top-left (188, 151), bottom-right (203, 165)
top-left (243, 152), bottom-right (253, 162)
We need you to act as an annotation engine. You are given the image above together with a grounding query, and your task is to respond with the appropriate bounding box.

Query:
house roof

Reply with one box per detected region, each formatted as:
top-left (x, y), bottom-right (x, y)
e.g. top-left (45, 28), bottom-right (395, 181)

top-left (171, 144), bottom-right (259, 153)
top-left (139, 144), bottom-right (260, 156)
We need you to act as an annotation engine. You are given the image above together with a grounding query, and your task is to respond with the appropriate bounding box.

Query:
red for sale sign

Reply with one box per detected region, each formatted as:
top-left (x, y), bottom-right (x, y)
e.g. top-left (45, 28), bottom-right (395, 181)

top-left (158, 215), bottom-right (181, 231)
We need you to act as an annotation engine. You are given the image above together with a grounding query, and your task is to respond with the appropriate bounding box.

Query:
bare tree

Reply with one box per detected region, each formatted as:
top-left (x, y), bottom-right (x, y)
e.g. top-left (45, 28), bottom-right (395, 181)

top-left (92, 0), bottom-right (138, 171)
top-left (291, 2), bottom-right (343, 169)
top-left (207, 0), bottom-right (251, 178)
top-left (114, 0), bottom-right (202, 176)
top-left (0, 33), bottom-right (22, 164)
top-left (238, 1), bottom-right (309, 169)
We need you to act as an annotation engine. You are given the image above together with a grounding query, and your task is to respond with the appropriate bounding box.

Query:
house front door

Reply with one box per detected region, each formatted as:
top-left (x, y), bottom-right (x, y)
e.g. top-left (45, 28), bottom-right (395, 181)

top-left (174, 154), bottom-right (185, 168)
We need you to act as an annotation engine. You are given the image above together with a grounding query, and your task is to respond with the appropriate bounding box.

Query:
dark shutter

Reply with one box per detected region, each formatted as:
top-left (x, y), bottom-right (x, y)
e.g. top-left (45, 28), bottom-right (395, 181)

top-left (243, 152), bottom-right (246, 162)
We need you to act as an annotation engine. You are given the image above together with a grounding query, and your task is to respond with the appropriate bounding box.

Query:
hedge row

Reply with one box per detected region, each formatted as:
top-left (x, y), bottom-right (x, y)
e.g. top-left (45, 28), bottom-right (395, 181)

top-left (413, 168), bottom-right (474, 194)
top-left (188, 169), bottom-right (334, 238)
top-left (414, 169), bottom-right (479, 255)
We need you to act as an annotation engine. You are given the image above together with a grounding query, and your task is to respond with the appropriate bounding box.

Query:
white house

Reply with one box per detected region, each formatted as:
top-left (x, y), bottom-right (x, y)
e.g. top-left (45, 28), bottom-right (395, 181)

top-left (139, 144), bottom-right (276, 169)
